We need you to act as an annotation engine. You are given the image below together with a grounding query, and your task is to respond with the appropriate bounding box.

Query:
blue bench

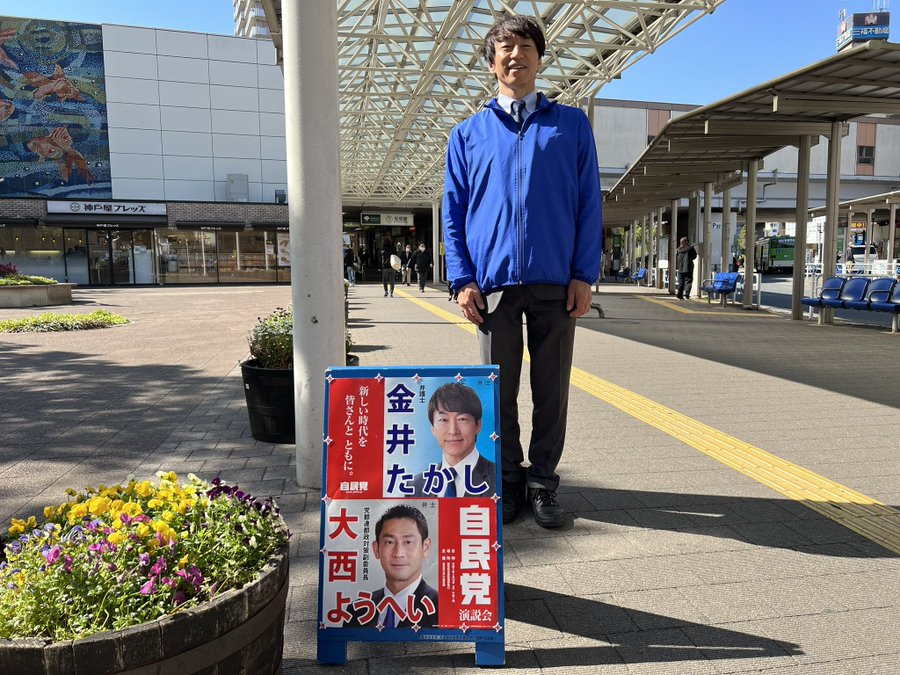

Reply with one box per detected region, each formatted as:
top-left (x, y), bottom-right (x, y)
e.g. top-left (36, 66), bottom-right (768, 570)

top-left (631, 268), bottom-right (647, 284)
top-left (802, 276), bottom-right (900, 332)
top-left (700, 272), bottom-right (741, 306)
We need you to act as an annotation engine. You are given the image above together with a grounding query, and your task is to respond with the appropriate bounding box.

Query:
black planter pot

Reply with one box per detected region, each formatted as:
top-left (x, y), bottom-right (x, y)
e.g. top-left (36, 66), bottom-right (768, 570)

top-left (346, 353), bottom-right (360, 367)
top-left (240, 360), bottom-right (295, 444)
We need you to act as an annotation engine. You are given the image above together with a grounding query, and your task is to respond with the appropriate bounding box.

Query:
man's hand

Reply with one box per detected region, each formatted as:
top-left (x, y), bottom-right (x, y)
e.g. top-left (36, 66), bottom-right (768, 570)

top-left (566, 279), bottom-right (592, 318)
top-left (458, 282), bottom-right (485, 325)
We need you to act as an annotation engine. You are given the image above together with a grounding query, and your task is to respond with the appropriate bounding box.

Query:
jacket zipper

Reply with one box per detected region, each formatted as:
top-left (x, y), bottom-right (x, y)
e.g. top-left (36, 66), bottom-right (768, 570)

top-left (517, 118), bottom-right (525, 285)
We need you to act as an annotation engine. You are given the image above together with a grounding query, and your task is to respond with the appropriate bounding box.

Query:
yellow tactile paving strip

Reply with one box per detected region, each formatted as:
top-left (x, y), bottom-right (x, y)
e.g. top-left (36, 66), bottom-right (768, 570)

top-left (399, 289), bottom-right (900, 555)
top-left (641, 295), bottom-right (780, 316)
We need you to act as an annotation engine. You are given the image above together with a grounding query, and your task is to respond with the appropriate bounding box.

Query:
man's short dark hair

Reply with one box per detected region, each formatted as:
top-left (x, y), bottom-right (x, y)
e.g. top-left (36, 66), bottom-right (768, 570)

top-left (375, 504), bottom-right (429, 541)
top-left (482, 15), bottom-right (546, 65)
top-left (427, 383), bottom-right (483, 425)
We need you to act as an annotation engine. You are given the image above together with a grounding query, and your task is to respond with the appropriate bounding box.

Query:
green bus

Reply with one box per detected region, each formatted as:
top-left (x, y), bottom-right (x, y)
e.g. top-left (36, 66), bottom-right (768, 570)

top-left (755, 235), bottom-right (795, 273)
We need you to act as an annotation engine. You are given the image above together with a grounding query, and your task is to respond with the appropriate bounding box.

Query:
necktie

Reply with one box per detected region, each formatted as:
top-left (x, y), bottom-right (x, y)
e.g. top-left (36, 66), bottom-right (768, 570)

top-left (445, 467), bottom-right (458, 498)
top-left (511, 100), bottom-right (526, 130)
top-left (384, 606), bottom-right (396, 628)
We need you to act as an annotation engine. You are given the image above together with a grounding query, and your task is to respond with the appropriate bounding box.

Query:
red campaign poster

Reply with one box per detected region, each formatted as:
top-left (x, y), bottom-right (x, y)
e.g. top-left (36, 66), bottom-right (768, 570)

top-left (437, 499), bottom-right (500, 631)
top-left (318, 367), bottom-right (504, 665)
top-left (325, 378), bottom-right (385, 499)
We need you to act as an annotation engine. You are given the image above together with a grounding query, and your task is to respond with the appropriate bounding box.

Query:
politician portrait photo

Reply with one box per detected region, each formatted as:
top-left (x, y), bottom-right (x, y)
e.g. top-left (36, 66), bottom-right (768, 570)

top-left (345, 504), bottom-right (439, 629)
top-left (410, 383), bottom-right (497, 498)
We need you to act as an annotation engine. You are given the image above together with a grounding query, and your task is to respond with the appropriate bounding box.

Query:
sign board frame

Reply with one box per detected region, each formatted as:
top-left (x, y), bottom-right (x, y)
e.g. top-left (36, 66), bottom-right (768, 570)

top-left (317, 365), bottom-right (505, 666)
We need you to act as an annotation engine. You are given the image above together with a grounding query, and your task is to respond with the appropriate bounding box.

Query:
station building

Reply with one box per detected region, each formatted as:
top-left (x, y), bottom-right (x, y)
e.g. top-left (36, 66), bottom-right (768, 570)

top-left (2, 14), bottom-right (900, 286)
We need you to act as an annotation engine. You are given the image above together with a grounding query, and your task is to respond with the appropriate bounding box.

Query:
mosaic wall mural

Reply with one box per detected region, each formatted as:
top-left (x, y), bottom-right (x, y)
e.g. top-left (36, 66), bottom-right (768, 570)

top-left (0, 16), bottom-right (111, 198)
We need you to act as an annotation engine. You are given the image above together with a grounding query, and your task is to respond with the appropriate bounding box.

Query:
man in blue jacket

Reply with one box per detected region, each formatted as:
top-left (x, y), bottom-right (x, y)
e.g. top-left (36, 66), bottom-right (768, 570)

top-left (442, 15), bottom-right (603, 529)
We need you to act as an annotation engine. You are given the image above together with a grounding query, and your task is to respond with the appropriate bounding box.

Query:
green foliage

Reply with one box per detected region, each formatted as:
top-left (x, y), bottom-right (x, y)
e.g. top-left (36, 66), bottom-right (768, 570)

top-left (248, 306), bottom-right (293, 369)
top-left (0, 310), bottom-right (128, 333)
top-left (0, 275), bottom-right (58, 286)
top-left (0, 472), bottom-right (289, 641)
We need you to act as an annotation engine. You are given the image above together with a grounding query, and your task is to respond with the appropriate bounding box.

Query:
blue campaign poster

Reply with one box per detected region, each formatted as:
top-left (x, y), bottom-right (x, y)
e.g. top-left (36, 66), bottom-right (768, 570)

top-left (317, 366), bottom-right (505, 666)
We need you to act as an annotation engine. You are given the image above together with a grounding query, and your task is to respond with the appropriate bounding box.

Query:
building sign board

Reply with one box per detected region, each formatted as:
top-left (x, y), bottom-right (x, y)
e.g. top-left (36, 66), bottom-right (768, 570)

top-left (838, 12), bottom-right (890, 50)
top-left (361, 212), bottom-right (414, 226)
top-left (317, 366), bottom-right (505, 667)
top-left (47, 200), bottom-right (167, 216)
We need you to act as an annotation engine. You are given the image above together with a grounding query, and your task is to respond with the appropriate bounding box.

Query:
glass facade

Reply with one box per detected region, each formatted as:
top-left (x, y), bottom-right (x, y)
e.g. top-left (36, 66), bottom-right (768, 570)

top-left (0, 225), bottom-right (292, 286)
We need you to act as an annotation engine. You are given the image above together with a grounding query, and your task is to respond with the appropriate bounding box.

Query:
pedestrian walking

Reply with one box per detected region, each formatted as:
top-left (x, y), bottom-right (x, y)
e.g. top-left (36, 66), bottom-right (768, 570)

top-left (400, 243), bottom-right (413, 286)
top-left (674, 237), bottom-right (697, 300)
top-left (343, 247), bottom-right (357, 286)
top-left (411, 242), bottom-right (432, 292)
top-left (380, 236), bottom-right (396, 297)
top-left (442, 14), bottom-right (602, 528)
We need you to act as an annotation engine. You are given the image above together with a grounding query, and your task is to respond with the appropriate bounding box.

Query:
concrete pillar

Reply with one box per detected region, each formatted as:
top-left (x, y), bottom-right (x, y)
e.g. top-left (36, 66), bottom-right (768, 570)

top-left (792, 135), bottom-right (812, 320)
top-left (656, 205), bottom-right (664, 289)
top-left (283, 1), bottom-right (344, 488)
top-left (641, 214), bottom-right (649, 283)
top-left (888, 203), bottom-right (897, 275)
top-left (669, 198), bottom-right (678, 294)
top-left (865, 208), bottom-right (874, 269)
top-left (823, 121), bottom-right (842, 323)
top-left (722, 187), bottom-right (733, 272)
top-left (703, 181), bottom-right (713, 284)
top-left (743, 160), bottom-right (759, 309)
top-left (688, 193), bottom-right (700, 297)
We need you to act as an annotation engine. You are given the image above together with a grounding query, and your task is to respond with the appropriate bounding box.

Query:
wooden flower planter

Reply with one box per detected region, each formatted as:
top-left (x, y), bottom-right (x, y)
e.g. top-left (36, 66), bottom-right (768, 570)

top-left (0, 546), bottom-right (289, 675)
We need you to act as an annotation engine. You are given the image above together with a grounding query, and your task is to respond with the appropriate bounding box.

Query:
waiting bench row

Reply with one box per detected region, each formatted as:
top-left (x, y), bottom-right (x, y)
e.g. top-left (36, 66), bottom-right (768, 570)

top-left (802, 276), bottom-right (900, 332)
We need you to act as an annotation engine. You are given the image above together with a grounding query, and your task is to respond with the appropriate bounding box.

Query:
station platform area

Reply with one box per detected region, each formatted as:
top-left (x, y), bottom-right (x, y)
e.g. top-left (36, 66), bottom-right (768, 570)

top-left (1, 281), bottom-right (898, 674)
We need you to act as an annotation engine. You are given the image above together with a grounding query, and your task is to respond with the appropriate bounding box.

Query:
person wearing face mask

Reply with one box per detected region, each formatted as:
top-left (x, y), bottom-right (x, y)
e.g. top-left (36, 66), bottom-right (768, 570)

top-left (410, 242), bottom-right (432, 293)
top-left (442, 14), bottom-right (602, 530)
top-left (400, 243), bottom-right (413, 286)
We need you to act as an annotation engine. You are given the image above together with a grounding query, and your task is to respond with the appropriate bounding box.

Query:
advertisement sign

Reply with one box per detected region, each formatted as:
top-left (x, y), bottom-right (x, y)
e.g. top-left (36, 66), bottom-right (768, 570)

top-left (317, 366), bottom-right (504, 666)
top-left (277, 232), bottom-right (291, 267)
top-left (47, 200), bottom-right (167, 216)
top-left (838, 12), bottom-right (890, 50)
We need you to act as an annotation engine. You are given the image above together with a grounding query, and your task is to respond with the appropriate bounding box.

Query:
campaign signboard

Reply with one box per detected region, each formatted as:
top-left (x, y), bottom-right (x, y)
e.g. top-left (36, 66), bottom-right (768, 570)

top-left (317, 366), bottom-right (505, 666)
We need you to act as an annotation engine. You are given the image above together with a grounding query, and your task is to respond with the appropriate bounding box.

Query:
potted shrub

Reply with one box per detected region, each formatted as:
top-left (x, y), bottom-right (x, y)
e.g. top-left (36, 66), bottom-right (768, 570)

top-left (0, 471), bottom-right (290, 674)
top-left (241, 306), bottom-right (358, 443)
top-left (241, 307), bottom-right (296, 444)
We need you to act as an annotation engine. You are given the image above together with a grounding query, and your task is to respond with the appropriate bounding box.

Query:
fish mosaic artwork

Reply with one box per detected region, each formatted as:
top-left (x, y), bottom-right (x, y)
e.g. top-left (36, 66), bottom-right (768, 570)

top-left (0, 17), bottom-right (110, 198)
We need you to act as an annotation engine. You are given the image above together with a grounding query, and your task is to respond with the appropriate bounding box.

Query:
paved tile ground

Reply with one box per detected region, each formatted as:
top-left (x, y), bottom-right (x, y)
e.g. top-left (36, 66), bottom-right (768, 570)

top-left (1, 281), bottom-right (898, 674)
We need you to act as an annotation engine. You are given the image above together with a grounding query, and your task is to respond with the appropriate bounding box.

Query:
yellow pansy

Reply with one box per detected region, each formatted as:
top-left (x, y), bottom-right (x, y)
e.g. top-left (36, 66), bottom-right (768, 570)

top-left (134, 481), bottom-right (153, 498)
top-left (147, 498), bottom-right (162, 509)
top-left (136, 523), bottom-right (151, 539)
top-left (107, 531), bottom-right (125, 546)
top-left (87, 496), bottom-right (112, 517)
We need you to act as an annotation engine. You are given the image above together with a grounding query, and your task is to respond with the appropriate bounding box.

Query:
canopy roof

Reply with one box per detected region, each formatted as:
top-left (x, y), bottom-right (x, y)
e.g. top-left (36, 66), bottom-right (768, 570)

top-left (603, 40), bottom-right (900, 225)
top-left (810, 188), bottom-right (900, 213)
top-left (261, 0), bottom-right (726, 206)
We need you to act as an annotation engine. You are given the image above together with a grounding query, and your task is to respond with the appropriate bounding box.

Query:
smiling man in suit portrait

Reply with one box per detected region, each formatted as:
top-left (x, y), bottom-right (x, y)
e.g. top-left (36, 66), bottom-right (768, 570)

top-left (411, 383), bottom-right (496, 498)
top-left (346, 504), bottom-right (439, 629)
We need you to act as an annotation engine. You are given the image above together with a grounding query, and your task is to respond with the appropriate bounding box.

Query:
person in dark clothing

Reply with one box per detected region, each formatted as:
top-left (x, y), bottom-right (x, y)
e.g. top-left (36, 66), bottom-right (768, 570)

top-left (410, 243), bottom-right (432, 292)
top-left (400, 244), bottom-right (413, 286)
top-left (343, 248), bottom-right (357, 286)
top-left (675, 237), bottom-right (697, 300)
top-left (380, 236), bottom-right (396, 297)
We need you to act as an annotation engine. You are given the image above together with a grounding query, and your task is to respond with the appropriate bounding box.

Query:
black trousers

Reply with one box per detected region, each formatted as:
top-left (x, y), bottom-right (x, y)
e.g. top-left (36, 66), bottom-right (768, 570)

top-left (381, 268), bottom-right (395, 294)
top-left (676, 270), bottom-right (693, 298)
top-left (477, 285), bottom-right (576, 491)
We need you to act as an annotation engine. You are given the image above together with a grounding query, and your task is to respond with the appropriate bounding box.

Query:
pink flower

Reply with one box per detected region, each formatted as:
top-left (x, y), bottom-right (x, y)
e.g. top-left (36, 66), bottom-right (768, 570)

top-left (140, 579), bottom-right (156, 595)
top-left (42, 546), bottom-right (61, 565)
top-left (173, 591), bottom-right (188, 607)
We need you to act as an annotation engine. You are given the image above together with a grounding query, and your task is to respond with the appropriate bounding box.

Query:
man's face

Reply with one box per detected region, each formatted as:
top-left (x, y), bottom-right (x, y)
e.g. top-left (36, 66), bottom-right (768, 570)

top-left (431, 407), bottom-right (482, 465)
top-left (488, 34), bottom-right (540, 97)
top-left (373, 518), bottom-right (430, 589)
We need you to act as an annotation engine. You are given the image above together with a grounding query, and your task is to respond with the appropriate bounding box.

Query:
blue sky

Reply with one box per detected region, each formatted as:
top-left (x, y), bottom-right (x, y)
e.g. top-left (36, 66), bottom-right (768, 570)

top-left (4, 0), bottom-right (888, 106)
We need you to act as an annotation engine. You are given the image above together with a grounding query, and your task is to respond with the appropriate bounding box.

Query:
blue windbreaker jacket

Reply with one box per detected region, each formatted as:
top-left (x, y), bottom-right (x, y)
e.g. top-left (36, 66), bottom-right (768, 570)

top-left (442, 93), bottom-right (603, 294)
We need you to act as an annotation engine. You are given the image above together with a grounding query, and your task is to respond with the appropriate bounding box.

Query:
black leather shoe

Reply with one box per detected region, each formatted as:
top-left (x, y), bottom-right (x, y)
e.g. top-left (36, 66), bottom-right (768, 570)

top-left (528, 487), bottom-right (565, 528)
top-left (502, 480), bottom-right (525, 524)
